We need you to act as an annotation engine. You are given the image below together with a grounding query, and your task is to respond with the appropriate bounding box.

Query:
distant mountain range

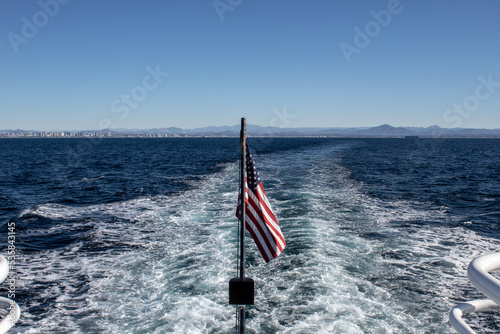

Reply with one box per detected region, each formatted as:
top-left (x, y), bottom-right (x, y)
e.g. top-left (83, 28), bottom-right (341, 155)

top-left (112, 124), bottom-right (500, 137)
top-left (3, 124), bottom-right (500, 138)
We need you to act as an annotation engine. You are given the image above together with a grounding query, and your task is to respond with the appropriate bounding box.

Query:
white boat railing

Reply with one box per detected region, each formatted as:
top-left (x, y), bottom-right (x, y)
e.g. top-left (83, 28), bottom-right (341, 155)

top-left (450, 252), bottom-right (500, 333)
top-left (0, 255), bottom-right (20, 334)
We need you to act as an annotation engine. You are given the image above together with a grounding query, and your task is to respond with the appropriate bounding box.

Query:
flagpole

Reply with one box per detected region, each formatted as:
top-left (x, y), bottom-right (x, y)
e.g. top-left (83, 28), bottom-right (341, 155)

top-left (238, 117), bottom-right (246, 334)
top-left (239, 117), bottom-right (246, 280)
top-left (229, 118), bottom-right (253, 334)
top-left (230, 117), bottom-right (285, 332)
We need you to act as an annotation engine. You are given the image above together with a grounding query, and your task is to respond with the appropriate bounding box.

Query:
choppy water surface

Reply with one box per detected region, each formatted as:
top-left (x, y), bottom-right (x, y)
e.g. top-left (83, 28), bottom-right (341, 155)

top-left (1, 138), bottom-right (500, 333)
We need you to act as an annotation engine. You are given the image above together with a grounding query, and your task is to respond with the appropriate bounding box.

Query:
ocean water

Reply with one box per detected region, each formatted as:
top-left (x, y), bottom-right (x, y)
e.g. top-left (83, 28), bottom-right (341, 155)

top-left (1, 137), bottom-right (500, 333)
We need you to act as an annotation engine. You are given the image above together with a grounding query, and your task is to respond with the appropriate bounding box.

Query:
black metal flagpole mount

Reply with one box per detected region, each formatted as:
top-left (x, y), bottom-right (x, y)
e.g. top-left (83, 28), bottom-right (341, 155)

top-left (229, 118), bottom-right (254, 334)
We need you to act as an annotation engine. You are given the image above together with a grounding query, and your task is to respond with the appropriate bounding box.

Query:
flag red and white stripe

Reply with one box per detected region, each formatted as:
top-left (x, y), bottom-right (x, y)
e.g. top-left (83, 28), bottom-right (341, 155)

top-left (237, 143), bottom-right (286, 263)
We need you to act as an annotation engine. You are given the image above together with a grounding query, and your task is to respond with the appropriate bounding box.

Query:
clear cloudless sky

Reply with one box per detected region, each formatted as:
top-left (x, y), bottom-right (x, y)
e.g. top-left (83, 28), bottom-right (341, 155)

top-left (1, 0), bottom-right (500, 131)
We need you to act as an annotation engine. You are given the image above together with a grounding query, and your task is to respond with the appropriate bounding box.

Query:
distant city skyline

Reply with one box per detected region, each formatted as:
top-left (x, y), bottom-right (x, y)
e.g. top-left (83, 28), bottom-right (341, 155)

top-left (4, 123), bottom-right (500, 140)
top-left (2, 1), bottom-right (500, 131)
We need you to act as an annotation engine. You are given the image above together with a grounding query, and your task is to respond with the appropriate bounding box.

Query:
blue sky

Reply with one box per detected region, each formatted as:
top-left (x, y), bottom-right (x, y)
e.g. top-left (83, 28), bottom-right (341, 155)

top-left (1, 0), bottom-right (500, 131)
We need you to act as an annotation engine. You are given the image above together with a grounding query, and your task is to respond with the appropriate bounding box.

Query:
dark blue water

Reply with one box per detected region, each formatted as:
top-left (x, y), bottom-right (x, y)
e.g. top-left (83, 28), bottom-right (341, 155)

top-left (1, 137), bottom-right (500, 333)
top-left (343, 138), bottom-right (500, 234)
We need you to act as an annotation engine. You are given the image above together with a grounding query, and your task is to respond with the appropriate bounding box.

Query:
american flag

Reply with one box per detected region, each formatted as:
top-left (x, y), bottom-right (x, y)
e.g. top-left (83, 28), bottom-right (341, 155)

top-left (237, 143), bottom-right (286, 263)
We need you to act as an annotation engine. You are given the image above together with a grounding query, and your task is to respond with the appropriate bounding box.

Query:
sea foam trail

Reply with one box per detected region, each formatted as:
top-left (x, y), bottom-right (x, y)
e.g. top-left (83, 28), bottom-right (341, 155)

top-left (243, 143), bottom-right (499, 333)
top-left (16, 165), bottom-right (239, 333)
top-left (12, 141), bottom-right (500, 333)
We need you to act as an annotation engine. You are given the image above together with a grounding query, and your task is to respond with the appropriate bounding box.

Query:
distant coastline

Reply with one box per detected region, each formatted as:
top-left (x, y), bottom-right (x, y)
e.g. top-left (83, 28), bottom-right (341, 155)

top-left (2, 124), bottom-right (500, 138)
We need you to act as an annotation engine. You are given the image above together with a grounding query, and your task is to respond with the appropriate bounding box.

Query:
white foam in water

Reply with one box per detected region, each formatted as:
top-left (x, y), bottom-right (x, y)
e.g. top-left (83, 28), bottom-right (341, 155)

top-left (14, 142), bottom-right (500, 333)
